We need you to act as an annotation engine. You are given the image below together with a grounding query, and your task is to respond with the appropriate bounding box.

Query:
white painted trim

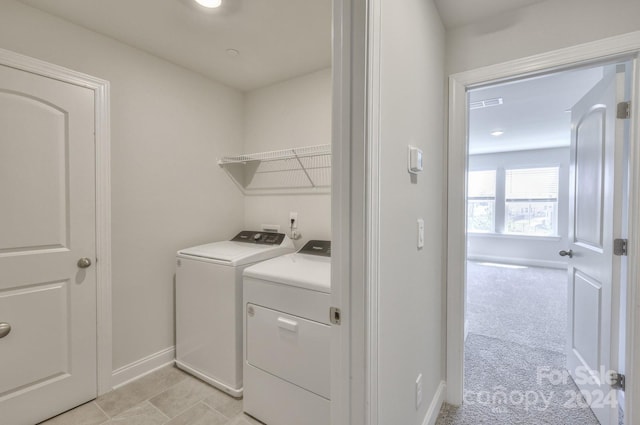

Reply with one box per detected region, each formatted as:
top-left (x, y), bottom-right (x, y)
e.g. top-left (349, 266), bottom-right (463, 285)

top-left (446, 32), bottom-right (640, 425)
top-left (111, 347), bottom-right (175, 390)
top-left (421, 381), bottom-right (446, 425)
top-left (365, 0), bottom-right (382, 423)
top-left (175, 361), bottom-right (242, 397)
top-left (331, 0), bottom-right (368, 424)
top-left (446, 70), bottom-right (468, 406)
top-left (467, 255), bottom-right (567, 270)
top-left (330, 0), bottom-right (348, 422)
top-left (468, 233), bottom-right (562, 242)
top-left (94, 68), bottom-right (113, 398)
top-left (625, 53), bottom-right (640, 425)
top-left (464, 320), bottom-right (469, 342)
top-left (451, 31), bottom-right (640, 88)
top-left (0, 48), bottom-right (112, 396)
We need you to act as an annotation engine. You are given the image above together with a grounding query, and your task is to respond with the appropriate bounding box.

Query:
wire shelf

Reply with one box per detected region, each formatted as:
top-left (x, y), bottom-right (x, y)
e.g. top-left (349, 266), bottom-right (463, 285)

top-left (218, 144), bottom-right (331, 195)
top-left (217, 144), bottom-right (331, 165)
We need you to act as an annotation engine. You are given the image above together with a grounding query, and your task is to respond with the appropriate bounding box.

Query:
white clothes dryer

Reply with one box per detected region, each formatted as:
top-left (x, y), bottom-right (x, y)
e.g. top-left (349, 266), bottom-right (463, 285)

top-left (175, 231), bottom-right (294, 397)
top-left (243, 240), bottom-right (331, 425)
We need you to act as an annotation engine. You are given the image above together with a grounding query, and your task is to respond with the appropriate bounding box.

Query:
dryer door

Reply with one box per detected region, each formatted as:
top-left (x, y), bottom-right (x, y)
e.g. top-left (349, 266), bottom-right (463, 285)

top-left (246, 304), bottom-right (330, 399)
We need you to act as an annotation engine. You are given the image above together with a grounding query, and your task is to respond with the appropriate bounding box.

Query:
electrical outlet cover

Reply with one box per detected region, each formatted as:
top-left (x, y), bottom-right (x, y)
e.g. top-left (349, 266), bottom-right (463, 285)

top-left (289, 211), bottom-right (298, 228)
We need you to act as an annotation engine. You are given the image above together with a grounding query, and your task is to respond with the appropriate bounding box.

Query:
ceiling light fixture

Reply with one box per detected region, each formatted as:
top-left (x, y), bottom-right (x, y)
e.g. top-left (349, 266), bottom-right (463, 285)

top-left (194, 0), bottom-right (222, 8)
top-left (490, 130), bottom-right (505, 137)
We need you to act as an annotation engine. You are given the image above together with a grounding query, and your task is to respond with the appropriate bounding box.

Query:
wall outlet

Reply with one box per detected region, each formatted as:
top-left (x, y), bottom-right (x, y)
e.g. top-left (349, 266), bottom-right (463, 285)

top-left (289, 211), bottom-right (298, 229)
top-left (415, 373), bottom-right (423, 409)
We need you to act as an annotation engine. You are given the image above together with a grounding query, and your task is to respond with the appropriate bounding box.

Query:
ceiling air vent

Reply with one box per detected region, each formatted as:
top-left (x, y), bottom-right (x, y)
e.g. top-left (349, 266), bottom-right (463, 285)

top-left (469, 97), bottom-right (503, 110)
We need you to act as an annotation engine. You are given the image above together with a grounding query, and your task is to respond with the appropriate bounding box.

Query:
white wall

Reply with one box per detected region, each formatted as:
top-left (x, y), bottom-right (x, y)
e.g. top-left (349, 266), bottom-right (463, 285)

top-left (0, 0), bottom-right (245, 372)
top-left (377, 1), bottom-right (446, 423)
top-left (467, 148), bottom-right (570, 268)
top-left (243, 69), bottom-right (332, 248)
top-left (446, 0), bottom-right (640, 74)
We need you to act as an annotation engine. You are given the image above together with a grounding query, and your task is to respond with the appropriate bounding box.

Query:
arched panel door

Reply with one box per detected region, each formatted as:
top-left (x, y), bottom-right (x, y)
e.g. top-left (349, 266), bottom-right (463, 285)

top-left (566, 65), bottom-right (624, 425)
top-left (0, 64), bottom-right (97, 425)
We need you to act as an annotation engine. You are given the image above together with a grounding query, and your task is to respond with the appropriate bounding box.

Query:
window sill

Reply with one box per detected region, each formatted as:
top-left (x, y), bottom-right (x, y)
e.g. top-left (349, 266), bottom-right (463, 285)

top-left (467, 232), bottom-right (562, 242)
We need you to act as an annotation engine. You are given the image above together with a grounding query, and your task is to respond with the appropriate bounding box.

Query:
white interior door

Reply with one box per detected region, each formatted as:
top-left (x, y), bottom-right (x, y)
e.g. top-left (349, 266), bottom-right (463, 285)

top-left (0, 64), bottom-right (97, 425)
top-left (566, 65), bottom-right (623, 425)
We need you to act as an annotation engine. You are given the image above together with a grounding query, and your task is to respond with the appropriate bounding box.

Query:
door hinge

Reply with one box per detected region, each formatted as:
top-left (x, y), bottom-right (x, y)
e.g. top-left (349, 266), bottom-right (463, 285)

top-left (330, 307), bottom-right (341, 325)
top-left (617, 101), bottom-right (631, 119)
top-left (614, 238), bottom-right (628, 256)
top-left (610, 372), bottom-right (626, 391)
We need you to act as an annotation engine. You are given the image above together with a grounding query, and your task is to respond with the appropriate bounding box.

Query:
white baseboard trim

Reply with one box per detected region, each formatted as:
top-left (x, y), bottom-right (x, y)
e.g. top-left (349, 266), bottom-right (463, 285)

top-left (175, 361), bottom-right (243, 397)
top-left (422, 380), bottom-right (446, 425)
top-left (467, 255), bottom-right (566, 270)
top-left (111, 346), bottom-right (175, 390)
top-left (464, 319), bottom-right (469, 342)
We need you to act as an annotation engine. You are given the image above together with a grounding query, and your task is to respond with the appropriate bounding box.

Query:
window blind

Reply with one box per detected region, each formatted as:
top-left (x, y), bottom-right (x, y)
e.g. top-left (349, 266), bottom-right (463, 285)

top-left (468, 170), bottom-right (496, 198)
top-left (505, 167), bottom-right (559, 200)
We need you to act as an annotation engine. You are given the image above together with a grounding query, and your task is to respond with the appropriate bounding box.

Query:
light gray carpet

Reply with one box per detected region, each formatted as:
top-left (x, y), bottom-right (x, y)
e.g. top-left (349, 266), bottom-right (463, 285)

top-left (466, 262), bottom-right (567, 353)
top-left (436, 333), bottom-right (600, 425)
top-left (436, 262), bottom-right (604, 425)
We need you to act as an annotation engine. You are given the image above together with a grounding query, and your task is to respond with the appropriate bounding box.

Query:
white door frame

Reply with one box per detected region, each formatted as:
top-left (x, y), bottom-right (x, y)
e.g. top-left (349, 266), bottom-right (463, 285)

top-left (331, 0), bottom-right (368, 424)
top-left (0, 48), bottom-right (113, 396)
top-left (446, 31), bottom-right (640, 424)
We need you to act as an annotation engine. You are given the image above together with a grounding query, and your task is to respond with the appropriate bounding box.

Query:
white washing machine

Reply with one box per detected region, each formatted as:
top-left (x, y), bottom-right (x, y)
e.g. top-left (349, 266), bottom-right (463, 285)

top-left (243, 240), bottom-right (331, 425)
top-left (175, 231), bottom-right (294, 397)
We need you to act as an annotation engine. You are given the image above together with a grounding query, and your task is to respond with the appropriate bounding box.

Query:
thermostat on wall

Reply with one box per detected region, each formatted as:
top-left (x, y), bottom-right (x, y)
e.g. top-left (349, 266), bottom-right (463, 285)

top-left (408, 146), bottom-right (423, 174)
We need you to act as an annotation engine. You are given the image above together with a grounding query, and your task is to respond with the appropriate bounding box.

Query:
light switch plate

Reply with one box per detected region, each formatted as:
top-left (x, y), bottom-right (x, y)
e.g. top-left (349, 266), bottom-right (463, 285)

top-left (417, 219), bottom-right (424, 249)
top-left (408, 146), bottom-right (423, 174)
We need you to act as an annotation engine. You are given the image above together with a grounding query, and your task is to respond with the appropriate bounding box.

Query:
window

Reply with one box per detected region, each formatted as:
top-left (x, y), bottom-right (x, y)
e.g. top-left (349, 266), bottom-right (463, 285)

top-left (505, 167), bottom-right (559, 236)
top-left (467, 170), bottom-right (496, 233)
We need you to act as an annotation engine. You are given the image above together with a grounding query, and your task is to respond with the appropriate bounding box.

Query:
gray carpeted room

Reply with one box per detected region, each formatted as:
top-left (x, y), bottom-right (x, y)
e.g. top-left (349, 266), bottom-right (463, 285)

top-left (436, 262), bottom-right (608, 425)
top-left (436, 63), bottom-right (631, 425)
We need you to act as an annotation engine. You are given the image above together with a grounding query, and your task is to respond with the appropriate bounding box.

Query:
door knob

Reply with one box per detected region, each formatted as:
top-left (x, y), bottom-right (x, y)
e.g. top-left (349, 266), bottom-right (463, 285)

top-left (77, 257), bottom-right (92, 268)
top-left (559, 250), bottom-right (574, 258)
top-left (0, 322), bottom-right (11, 339)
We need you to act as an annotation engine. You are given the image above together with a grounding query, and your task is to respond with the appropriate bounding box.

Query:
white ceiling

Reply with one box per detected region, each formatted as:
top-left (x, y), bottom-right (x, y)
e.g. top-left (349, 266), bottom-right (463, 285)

top-left (18, 0), bottom-right (332, 91)
top-left (469, 66), bottom-right (605, 155)
top-left (434, 0), bottom-right (547, 28)
top-left (16, 0), bottom-right (554, 91)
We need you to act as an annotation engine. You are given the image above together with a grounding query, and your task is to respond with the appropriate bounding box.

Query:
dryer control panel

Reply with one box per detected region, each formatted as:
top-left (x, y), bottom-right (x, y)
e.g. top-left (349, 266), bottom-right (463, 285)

top-left (299, 240), bottom-right (331, 257)
top-left (232, 230), bottom-right (286, 245)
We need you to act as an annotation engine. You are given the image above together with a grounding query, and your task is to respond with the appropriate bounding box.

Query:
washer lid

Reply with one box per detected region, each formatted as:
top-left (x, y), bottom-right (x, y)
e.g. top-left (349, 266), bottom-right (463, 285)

top-left (243, 253), bottom-right (331, 293)
top-left (177, 241), bottom-right (293, 266)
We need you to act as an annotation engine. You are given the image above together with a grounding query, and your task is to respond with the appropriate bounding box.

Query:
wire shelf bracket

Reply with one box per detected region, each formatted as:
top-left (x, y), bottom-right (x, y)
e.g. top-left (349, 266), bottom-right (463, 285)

top-left (217, 144), bottom-right (331, 195)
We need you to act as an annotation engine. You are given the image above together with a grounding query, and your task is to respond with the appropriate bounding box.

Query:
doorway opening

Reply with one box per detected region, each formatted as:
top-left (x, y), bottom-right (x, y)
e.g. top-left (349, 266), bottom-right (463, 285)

top-left (439, 60), bottom-right (631, 425)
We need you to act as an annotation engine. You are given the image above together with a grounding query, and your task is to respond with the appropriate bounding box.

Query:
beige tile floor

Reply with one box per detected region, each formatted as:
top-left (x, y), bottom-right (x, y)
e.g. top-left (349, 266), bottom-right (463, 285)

top-left (39, 365), bottom-right (264, 425)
